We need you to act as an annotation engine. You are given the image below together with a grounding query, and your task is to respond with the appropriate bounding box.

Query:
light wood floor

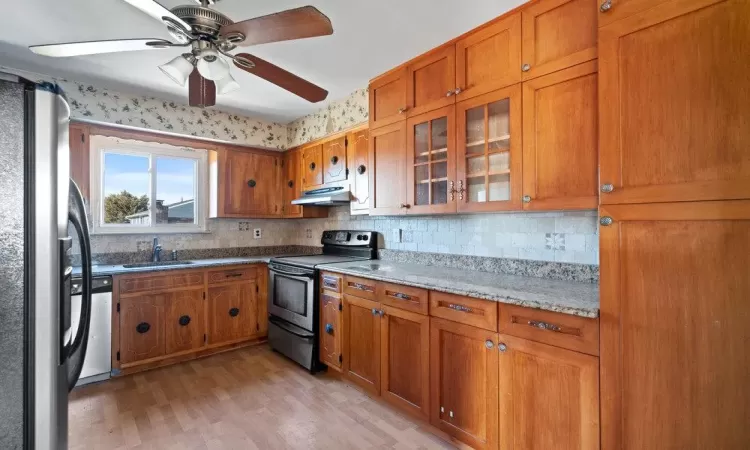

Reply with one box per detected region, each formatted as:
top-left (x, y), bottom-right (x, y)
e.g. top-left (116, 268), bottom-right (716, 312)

top-left (69, 345), bottom-right (456, 449)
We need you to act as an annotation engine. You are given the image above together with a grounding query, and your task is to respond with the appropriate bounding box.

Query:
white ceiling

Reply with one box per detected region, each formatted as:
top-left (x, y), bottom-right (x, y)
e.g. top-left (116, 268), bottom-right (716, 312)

top-left (0, 0), bottom-right (526, 123)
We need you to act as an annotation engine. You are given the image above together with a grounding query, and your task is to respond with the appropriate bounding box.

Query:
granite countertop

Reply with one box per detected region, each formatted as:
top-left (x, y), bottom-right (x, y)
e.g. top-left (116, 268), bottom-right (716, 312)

top-left (73, 256), bottom-right (278, 276)
top-left (319, 261), bottom-right (599, 318)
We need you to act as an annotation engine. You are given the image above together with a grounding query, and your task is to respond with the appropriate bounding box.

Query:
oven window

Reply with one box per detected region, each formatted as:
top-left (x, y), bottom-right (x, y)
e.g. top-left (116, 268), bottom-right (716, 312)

top-left (273, 275), bottom-right (308, 316)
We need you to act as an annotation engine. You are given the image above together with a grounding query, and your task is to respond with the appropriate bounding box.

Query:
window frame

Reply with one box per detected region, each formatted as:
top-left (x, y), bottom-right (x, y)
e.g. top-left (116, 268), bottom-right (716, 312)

top-left (89, 135), bottom-right (208, 234)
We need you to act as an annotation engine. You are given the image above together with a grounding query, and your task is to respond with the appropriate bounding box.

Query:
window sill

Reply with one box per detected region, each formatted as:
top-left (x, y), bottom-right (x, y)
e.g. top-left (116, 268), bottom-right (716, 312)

top-left (91, 227), bottom-right (210, 236)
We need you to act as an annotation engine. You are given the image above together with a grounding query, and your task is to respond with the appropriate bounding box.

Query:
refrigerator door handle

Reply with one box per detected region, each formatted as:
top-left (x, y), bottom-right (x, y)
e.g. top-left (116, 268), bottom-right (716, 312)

top-left (65, 179), bottom-right (92, 391)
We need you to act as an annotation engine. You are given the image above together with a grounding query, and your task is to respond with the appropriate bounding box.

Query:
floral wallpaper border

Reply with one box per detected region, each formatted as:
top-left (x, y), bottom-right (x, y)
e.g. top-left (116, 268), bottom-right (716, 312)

top-left (287, 88), bottom-right (368, 147)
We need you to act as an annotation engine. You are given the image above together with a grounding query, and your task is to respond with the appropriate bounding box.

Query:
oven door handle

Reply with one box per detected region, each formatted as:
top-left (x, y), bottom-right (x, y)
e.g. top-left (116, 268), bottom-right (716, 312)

top-left (270, 267), bottom-right (315, 279)
top-left (269, 316), bottom-right (315, 340)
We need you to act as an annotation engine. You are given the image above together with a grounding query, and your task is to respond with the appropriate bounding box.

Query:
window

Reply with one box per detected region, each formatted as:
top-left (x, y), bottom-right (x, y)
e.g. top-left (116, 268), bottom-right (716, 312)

top-left (89, 135), bottom-right (208, 234)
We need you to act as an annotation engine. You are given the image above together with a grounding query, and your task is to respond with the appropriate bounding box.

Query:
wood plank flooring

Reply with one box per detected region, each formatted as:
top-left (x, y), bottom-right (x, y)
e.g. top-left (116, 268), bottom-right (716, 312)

top-left (69, 345), bottom-right (456, 449)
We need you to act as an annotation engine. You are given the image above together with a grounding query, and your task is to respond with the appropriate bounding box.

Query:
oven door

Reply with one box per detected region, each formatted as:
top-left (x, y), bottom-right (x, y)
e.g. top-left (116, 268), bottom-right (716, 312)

top-left (268, 264), bottom-right (315, 331)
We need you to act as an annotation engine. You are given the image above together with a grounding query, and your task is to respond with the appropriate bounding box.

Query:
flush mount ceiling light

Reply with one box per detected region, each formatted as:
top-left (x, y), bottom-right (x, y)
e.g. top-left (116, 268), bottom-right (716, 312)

top-left (28, 0), bottom-right (333, 108)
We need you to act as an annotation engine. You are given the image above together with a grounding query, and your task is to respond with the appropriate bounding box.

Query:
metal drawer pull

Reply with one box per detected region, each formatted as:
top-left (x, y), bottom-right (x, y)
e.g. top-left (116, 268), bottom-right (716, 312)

top-left (528, 320), bottom-right (561, 332)
top-left (325, 323), bottom-right (334, 335)
top-left (498, 343), bottom-right (507, 352)
top-left (600, 0), bottom-right (612, 12)
top-left (350, 282), bottom-right (372, 291)
top-left (448, 303), bottom-right (473, 313)
top-left (390, 292), bottom-right (412, 301)
top-left (485, 340), bottom-right (494, 349)
top-left (225, 273), bottom-right (243, 278)
top-left (371, 308), bottom-right (378, 315)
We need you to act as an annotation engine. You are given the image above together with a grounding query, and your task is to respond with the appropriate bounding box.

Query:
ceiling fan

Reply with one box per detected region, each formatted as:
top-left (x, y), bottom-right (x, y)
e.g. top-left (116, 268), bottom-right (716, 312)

top-left (29, 0), bottom-right (333, 107)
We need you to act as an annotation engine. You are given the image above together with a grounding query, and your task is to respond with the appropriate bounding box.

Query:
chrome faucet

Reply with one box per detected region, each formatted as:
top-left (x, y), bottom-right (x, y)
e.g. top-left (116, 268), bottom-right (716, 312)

top-left (152, 237), bottom-right (162, 262)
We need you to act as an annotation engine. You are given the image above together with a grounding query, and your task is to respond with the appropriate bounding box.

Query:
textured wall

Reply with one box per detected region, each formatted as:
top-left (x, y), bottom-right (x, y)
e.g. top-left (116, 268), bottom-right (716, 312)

top-left (297, 207), bottom-right (599, 265)
top-left (287, 88), bottom-right (368, 147)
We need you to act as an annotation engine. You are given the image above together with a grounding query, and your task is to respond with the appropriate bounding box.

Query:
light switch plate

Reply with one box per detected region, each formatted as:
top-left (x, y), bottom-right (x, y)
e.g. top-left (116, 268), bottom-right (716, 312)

top-left (392, 228), bottom-right (402, 243)
top-left (253, 228), bottom-right (262, 239)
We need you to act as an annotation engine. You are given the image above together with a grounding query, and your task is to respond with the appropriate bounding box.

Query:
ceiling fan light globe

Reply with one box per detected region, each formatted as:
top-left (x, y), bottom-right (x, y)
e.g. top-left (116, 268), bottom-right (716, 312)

top-left (197, 55), bottom-right (230, 81)
top-left (216, 74), bottom-right (240, 94)
top-left (159, 55), bottom-right (194, 86)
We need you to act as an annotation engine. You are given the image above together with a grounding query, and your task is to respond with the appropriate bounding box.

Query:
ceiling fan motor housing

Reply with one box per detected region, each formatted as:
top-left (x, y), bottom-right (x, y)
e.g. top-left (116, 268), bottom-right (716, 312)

top-left (170, 5), bottom-right (233, 38)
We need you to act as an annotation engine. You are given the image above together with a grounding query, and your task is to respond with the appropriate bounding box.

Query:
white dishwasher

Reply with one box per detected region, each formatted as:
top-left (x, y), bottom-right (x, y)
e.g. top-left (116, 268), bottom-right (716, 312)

top-left (70, 275), bottom-right (112, 386)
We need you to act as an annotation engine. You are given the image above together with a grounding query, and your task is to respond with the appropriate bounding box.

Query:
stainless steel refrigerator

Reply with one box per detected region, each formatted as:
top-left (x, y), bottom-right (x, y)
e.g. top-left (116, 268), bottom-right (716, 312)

top-left (0, 74), bottom-right (93, 449)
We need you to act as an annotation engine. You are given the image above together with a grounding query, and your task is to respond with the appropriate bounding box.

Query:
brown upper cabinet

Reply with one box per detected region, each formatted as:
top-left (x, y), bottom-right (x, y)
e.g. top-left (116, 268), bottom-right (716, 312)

top-left (347, 128), bottom-right (370, 215)
top-left (405, 105), bottom-right (457, 215)
top-left (456, 83), bottom-right (523, 213)
top-left (209, 147), bottom-right (282, 218)
top-left (599, 0), bottom-right (750, 205)
top-left (522, 61), bottom-right (598, 210)
top-left (369, 68), bottom-right (408, 129)
top-left (69, 123), bottom-right (90, 201)
top-left (322, 136), bottom-right (347, 183)
top-left (301, 144), bottom-right (324, 190)
top-left (455, 12), bottom-right (522, 102)
top-left (406, 45), bottom-right (456, 118)
top-left (282, 149), bottom-right (303, 217)
top-left (521, 0), bottom-right (598, 80)
top-left (369, 121), bottom-right (408, 215)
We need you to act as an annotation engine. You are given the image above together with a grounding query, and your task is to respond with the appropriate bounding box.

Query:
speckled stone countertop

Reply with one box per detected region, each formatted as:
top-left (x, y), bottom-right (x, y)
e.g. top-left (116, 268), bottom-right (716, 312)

top-left (73, 256), bottom-right (280, 276)
top-left (319, 261), bottom-right (599, 318)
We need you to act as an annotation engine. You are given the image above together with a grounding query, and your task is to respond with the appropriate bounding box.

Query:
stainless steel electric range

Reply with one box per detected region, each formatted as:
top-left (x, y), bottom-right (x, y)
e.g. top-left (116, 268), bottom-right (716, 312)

top-left (268, 230), bottom-right (377, 372)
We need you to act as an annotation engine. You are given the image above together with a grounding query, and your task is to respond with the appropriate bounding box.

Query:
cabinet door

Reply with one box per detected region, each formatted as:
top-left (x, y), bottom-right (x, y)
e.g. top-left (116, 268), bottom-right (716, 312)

top-left (165, 288), bottom-right (205, 355)
top-left (282, 149), bottom-right (302, 217)
top-left (119, 294), bottom-right (166, 364)
top-left (347, 128), bottom-right (370, 214)
top-left (207, 282), bottom-right (257, 345)
top-left (521, 0), bottom-right (598, 80)
top-left (256, 267), bottom-right (268, 336)
top-left (301, 144), bottom-right (323, 189)
top-left (323, 136), bottom-right (347, 183)
top-left (456, 84), bottom-right (522, 213)
top-left (406, 105), bottom-right (456, 215)
top-left (369, 121), bottom-right (407, 215)
top-left (599, 0), bottom-right (750, 204)
top-left (222, 150), bottom-right (281, 216)
top-left (406, 45), bottom-right (456, 117)
top-left (497, 334), bottom-right (600, 450)
top-left (319, 292), bottom-right (342, 371)
top-left (380, 305), bottom-right (430, 420)
top-left (343, 294), bottom-right (381, 396)
top-left (455, 12), bottom-right (522, 102)
top-left (522, 61), bottom-right (598, 210)
top-left (599, 201), bottom-right (750, 449)
top-left (369, 68), bottom-right (407, 129)
top-left (430, 317), bottom-right (498, 450)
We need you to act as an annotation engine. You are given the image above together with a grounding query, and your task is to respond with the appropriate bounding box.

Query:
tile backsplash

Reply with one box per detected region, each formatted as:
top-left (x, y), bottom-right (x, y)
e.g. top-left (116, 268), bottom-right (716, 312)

top-left (299, 207), bottom-right (599, 265)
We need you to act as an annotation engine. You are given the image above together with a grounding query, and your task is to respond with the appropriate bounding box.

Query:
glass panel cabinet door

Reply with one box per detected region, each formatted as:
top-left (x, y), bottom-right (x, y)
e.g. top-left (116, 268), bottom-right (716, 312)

top-left (456, 84), bottom-right (522, 212)
top-left (406, 105), bottom-right (456, 214)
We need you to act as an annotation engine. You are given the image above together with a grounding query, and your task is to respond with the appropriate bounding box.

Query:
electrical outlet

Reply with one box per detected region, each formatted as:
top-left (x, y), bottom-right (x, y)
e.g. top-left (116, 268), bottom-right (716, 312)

top-left (253, 228), bottom-right (262, 239)
top-left (392, 229), bottom-right (402, 243)
top-left (306, 229), bottom-right (312, 239)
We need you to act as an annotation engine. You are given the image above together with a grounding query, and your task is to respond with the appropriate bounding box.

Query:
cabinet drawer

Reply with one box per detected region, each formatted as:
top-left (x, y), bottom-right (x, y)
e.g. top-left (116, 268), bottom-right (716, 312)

top-left (321, 272), bottom-right (342, 294)
top-left (119, 271), bottom-right (204, 295)
top-left (207, 266), bottom-right (257, 285)
top-left (378, 282), bottom-right (428, 315)
top-left (429, 291), bottom-right (498, 332)
top-left (498, 304), bottom-right (599, 356)
top-left (343, 275), bottom-right (377, 300)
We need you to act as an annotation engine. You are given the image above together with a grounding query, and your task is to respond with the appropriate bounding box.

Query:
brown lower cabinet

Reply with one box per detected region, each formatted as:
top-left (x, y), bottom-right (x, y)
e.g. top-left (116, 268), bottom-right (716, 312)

top-left (323, 272), bottom-right (600, 449)
top-left (114, 264), bottom-right (268, 375)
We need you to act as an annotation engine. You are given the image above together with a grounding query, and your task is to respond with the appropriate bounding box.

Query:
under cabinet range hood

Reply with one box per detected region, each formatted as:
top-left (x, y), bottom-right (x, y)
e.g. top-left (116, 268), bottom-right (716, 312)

top-left (292, 186), bottom-right (351, 206)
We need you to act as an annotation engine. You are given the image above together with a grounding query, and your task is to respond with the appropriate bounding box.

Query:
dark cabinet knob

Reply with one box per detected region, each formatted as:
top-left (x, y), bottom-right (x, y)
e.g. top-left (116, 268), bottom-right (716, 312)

top-left (287, 180), bottom-right (294, 188)
top-left (178, 315), bottom-right (191, 326)
top-left (357, 165), bottom-right (366, 175)
top-left (330, 155), bottom-right (339, 165)
top-left (325, 323), bottom-right (334, 335)
top-left (229, 307), bottom-right (240, 317)
top-left (309, 162), bottom-right (316, 171)
top-left (247, 179), bottom-right (256, 188)
top-left (136, 322), bottom-right (150, 334)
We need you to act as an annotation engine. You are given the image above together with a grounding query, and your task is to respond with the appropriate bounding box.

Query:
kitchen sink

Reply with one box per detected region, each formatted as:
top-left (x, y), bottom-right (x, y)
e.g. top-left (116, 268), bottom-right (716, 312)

top-left (122, 261), bottom-right (195, 269)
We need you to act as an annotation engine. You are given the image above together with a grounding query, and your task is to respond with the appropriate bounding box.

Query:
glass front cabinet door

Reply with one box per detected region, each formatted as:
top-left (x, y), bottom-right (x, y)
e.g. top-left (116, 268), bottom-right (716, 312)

top-left (405, 105), bottom-right (457, 214)
top-left (456, 84), bottom-right (522, 212)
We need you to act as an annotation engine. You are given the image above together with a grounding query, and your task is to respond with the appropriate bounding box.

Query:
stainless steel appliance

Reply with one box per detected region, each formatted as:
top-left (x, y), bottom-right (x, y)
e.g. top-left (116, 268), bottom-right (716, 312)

top-left (0, 75), bottom-right (93, 449)
top-left (268, 230), bottom-right (377, 372)
top-left (291, 186), bottom-right (351, 206)
top-left (70, 276), bottom-right (112, 386)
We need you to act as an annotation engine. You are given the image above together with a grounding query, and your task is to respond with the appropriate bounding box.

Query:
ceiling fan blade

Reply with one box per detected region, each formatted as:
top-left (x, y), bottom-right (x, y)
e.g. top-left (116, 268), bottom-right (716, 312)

top-left (233, 53), bottom-right (328, 103)
top-left (188, 69), bottom-right (216, 108)
top-left (122, 0), bottom-right (192, 33)
top-left (220, 6), bottom-right (332, 47)
top-left (29, 38), bottom-right (172, 57)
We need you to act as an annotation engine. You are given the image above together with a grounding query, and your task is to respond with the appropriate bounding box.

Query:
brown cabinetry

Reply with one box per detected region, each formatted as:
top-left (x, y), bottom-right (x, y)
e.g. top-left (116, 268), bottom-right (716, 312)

top-left (322, 136), bottom-right (347, 183)
top-left (207, 281), bottom-right (258, 345)
top-left (598, 0), bottom-right (750, 205)
top-left (282, 148), bottom-right (328, 219)
top-left (497, 334), bottom-right (600, 450)
top-left (369, 121), bottom-right (407, 215)
top-left (347, 128), bottom-right (370, 214)
top-left (369, 68), bottom-right (408, 129)
top-left (522, 61), bottom-right (598, 210)
top-left (69, 123), bottom-right (90, 201)
top-left (342, 294), bottom-right (381, 395)
top-left (521, 0), bottom-right (598, 80)
top-left (319, 272), bottom-right (343, 371)
top-left (119, 293), bottom-right (166, 365)
top-left (301, 144), bottom-right (324, 190)
top-left (406, 45), bottom-right (456, 118)
top-left (165, 289), bottom-right (205, 355)
top-left (210, 147), bottom-right (281, 218)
